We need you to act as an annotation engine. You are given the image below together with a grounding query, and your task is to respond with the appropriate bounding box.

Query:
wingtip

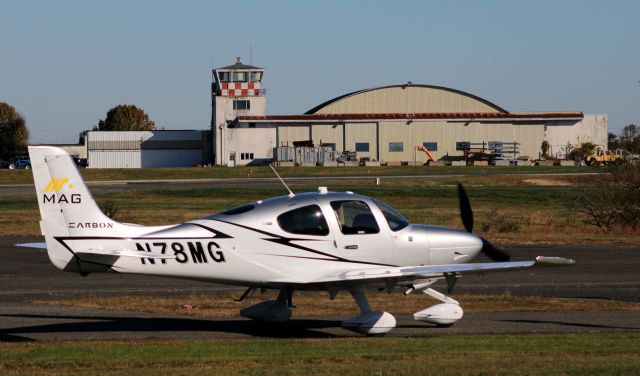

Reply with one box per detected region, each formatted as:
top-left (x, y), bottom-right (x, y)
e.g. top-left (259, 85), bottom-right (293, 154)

top-left (535, 256), bottom-right (576, 265)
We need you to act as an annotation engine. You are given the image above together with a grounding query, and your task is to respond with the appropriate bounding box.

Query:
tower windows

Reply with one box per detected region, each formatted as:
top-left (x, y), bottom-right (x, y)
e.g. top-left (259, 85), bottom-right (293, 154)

top-left (250, 72), bottom-right (262, 82)
top-left (232, 72), bottom-right (246, 82)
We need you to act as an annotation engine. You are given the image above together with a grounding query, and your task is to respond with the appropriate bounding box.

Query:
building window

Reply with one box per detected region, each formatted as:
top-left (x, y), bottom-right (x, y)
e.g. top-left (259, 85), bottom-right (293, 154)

top-left (233, 100), bottom-right (250, 110)
top-left (232, 72), bottom-right (246, 82)
top-left (218, 72), bottom-right (230, 82)
top-left (250, 72), bottom-right (262, 82)
top-left (249, 123), bottom-right (256, 128)
top-left (240, 152), bottom-right (254, 160)
top-left (456, 141), bottom-right (470, 151)
top-left (355, 142), bottom-right (370, 152)
top-left (422, 142), bottom-right (438, 151)
top-left (389, 142), bottom-right (403, 152)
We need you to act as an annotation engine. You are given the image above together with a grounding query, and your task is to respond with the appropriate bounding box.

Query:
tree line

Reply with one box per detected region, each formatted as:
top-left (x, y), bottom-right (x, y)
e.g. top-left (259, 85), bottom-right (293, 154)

top-left (0, 103), bottom-right (29, 161)
top-left (608, 124), bottom-right (640, 153)
top-left (0, 103), bottom-right (155, 161)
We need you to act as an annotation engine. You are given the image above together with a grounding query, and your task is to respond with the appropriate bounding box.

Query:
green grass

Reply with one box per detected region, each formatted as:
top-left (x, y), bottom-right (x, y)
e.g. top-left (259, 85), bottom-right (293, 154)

top-left (2, 178), bottom-right (637, 245)
top-left (0, 164), bottom-right (605, 184)
top-left (0, 334), bottom-right (637, 375)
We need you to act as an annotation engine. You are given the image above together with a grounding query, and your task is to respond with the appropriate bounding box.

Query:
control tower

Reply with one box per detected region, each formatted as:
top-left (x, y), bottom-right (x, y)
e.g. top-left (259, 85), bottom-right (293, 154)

top-left (211, 57), bottom-right (266, 165)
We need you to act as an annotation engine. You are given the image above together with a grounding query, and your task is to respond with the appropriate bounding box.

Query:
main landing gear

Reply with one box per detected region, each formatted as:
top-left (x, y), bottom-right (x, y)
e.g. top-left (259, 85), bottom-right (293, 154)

top-left (239, 288), bottom-right (292, 322)
top-left (341, 289), bottom-right (396, 336)
top-left (238, 284), bottom-right (463, 335)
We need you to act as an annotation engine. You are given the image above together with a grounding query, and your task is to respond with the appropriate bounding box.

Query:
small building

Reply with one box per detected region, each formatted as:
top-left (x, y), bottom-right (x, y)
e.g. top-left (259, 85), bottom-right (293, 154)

top-left (86, 130), bottom-right (211, 168)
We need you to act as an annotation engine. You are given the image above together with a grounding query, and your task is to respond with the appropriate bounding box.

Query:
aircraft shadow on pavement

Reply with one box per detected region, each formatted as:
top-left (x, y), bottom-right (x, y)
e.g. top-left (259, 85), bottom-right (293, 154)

top-left (0, 313), bottom-right (341, 342)
top-left (499, 319), bottom-right (640, 331)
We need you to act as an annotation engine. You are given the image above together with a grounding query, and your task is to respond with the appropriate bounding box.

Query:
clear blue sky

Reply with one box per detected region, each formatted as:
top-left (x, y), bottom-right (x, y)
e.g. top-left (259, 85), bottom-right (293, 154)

top-left (1, 0), bottom-right (638, 143)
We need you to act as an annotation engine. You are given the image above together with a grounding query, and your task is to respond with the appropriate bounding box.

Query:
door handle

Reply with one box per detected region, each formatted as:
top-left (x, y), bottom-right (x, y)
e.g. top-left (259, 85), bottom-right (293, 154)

top-left (344, 245), bottom-right (358, 250)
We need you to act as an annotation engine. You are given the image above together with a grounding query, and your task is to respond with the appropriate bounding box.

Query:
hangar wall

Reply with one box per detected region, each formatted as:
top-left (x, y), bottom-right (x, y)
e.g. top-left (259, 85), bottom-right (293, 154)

top-left (223, 84), bottom-right (603, 166)
top-left (545, 115), bottom-right (608, 158)
top-left (87, 130), bottom-right (210, 168)
top-left (223, 126), bottom-right (276, 166)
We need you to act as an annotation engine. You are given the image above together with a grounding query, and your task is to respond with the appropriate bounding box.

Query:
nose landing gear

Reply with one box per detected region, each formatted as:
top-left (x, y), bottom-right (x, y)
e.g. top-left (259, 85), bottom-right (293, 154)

top-left (407, 282), bottom-right (464, 327)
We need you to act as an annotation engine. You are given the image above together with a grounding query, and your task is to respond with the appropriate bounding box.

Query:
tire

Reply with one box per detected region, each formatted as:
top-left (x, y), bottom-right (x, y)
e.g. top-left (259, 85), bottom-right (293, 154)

top-left (589, 158), bottom-right (597, 166)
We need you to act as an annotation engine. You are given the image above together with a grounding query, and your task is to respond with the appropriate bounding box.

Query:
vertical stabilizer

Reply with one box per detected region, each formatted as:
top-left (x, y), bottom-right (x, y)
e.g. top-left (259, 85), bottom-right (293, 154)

top-left (29, 146), bottom-right (130, 270)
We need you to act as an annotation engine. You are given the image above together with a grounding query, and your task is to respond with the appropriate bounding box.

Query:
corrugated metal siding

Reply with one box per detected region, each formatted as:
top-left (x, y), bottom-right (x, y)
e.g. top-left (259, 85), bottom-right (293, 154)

top-left (141, 140), bottom-right (202, 150)
top-left (312, 123), bottom-right (344, 151)
top-left (376, 120), bottom-right (546, 163)
top-left (140, 150), bottom-right (203, 168)
top-left (87, 131), bottom-right (205, 150)
top-left (88, 150), bottom-right (141, 168)
top-left (86, 130), bottom-right (208, 168)
top-left (379, 121), bottom-right (414, 162)
top-left (316, 87), bottom-right (499, 114)
top-left (345, 123), bottom-right (377, 159)
top-left (277, 124), bottom-right (311, 146)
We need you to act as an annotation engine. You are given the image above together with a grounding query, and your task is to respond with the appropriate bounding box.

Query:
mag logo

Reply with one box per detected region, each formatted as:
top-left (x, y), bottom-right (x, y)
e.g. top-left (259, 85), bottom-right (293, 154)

top-left (43, 178), bottom-right (81, 204)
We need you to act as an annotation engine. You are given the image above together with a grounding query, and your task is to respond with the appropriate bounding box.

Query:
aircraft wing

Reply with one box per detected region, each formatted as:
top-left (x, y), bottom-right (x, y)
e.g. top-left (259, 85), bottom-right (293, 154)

top-left (271, 256), bottom-right (575, 285)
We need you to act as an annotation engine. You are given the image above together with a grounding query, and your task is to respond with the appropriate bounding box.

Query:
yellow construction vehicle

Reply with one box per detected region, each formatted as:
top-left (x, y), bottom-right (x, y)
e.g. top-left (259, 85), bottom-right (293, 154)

top-left (587, 149), bottom-right (626, 166)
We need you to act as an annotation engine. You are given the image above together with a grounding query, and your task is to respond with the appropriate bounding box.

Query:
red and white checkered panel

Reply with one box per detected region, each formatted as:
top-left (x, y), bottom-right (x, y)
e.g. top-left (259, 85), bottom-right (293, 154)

top-left (219, 82), bottom-right (261, 97)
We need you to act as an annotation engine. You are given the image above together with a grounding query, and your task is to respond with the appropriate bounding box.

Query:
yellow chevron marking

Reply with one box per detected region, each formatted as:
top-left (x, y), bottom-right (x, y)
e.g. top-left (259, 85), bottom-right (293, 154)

top-left (44, 178), bottom-right (70, 193)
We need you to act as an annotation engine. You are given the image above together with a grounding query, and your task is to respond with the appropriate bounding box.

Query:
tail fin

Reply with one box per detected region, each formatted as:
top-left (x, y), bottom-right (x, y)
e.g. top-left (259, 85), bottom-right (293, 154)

top-left (29, 146), bottom-right (150, 270)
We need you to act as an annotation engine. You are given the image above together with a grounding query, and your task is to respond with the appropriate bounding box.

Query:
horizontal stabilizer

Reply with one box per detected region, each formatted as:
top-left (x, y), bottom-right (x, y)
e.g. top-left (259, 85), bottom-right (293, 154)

top-left (16, 243), bottom-right (48, 249)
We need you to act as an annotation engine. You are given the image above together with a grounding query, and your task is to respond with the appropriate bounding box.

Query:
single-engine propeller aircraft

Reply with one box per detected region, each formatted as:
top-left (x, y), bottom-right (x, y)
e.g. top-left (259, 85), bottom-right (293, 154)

top-left (20, 146), bottom-right (574, 335)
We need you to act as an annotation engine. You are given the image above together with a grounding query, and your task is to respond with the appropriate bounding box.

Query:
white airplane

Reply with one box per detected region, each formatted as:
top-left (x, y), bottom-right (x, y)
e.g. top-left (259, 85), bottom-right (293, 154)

top-left (20, 146), bottom-right (574, 335)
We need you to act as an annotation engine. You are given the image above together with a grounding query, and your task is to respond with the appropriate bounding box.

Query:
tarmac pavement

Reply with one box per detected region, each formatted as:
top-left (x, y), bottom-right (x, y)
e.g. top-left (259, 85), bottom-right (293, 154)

top-left (1, 237), bottom-right (638, 341)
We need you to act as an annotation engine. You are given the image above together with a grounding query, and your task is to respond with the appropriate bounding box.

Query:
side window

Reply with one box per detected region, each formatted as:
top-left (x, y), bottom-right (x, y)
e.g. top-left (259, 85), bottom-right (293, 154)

top-left (330, 200), bottom-right (380, 235)
top-left (277, 205), bottom-right (329, 236)
top-left (373, 199), bottom-right (410, 231)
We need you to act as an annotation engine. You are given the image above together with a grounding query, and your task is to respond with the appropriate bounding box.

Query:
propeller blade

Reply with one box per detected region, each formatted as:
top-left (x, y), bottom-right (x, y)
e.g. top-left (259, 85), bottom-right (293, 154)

top-left (480, 237), bottom-right (511, 262)
top-left (457, 183), bottom-right (474, 233)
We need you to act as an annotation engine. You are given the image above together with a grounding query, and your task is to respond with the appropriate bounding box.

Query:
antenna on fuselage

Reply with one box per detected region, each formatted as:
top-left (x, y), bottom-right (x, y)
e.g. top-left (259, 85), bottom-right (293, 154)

top-left (269, 163), bottom-right (294, 197)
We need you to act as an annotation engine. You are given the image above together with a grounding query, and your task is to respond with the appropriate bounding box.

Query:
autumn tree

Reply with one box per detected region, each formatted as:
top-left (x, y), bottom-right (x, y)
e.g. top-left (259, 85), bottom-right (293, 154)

top-left (578, 163), bottom-right (640, 232)
top-left (97, 105), bottom-right (155, 131)
top-left (569, 141), bottom-right (598, 161)
top-left (620, 124), bottom-right (640, 153)
top-left (0, 102), bottom-right (29, 160)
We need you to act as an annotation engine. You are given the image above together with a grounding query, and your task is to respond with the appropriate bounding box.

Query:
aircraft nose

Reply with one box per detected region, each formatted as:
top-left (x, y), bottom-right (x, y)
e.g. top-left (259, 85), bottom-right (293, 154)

top-left (427, 227), bottom-right (483, 263)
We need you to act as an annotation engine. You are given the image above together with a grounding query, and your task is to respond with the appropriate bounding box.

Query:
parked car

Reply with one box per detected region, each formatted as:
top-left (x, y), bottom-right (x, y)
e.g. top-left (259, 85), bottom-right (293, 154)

top-left (14, 159), bottom-right (31, 169)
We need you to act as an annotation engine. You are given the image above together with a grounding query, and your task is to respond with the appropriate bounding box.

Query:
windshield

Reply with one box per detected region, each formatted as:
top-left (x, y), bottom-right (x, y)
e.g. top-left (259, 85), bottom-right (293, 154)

top-left (372, 199), bottom-right (410, 231)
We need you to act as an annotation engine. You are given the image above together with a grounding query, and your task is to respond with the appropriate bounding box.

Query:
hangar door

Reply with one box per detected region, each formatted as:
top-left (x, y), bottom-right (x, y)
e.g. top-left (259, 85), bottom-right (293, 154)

top-left (345, 123), bottom-right (377, 161)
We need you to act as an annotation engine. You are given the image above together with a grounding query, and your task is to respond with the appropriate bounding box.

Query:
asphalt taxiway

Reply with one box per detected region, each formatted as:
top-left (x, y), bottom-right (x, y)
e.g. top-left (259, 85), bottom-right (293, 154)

top-left (1, 237), bottom-right (638, 341)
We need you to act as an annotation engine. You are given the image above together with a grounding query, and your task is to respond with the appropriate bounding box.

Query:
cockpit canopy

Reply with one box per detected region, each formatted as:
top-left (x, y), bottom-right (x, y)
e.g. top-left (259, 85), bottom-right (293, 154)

top-left (210, 192), bottom-right (410, 236)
